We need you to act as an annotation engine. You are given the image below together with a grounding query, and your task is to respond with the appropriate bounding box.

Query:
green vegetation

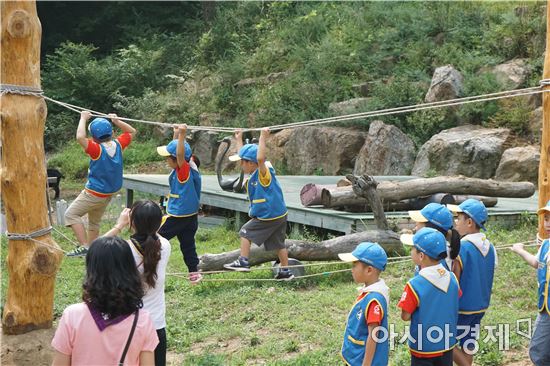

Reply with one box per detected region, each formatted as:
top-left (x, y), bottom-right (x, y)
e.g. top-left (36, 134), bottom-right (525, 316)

top-left (1, 214), bottom-right (540, 365)
top-left (40, 2), bottom-right (546, 153)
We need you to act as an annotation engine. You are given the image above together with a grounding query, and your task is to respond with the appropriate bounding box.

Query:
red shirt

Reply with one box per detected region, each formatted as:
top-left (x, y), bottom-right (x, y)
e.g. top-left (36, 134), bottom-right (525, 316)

top-left (356, 292), bottom-right (383, 326)
top-left (85, 133), bottom-right (132, 197)
top-left (175, 160), bottom-right (190, 183)
top-left (397, 283), bottom-right (462, 358)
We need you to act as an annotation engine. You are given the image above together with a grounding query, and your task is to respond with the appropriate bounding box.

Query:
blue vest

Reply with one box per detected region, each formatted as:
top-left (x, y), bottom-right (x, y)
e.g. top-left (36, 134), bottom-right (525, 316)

top-left (537, 240), bottom-right (550, 314)
top-left (85, 141), bottom-right (123, 195)
top-left (246, 167), bottom-right (287, 220)
top-left (408, 271), bottom-right (459, 354)
top-left (341, 291), bottom-right (389, 366)
top-left (457, 240), bottom-right (495, 314)
top-left (166, 167), bottom-right (201, 217)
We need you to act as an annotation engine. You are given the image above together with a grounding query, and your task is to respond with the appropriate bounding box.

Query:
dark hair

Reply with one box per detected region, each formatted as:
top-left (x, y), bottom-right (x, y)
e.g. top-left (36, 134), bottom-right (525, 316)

top-left (130, 200), bottom-right (163, 288)
top-left (191, 154), bottom-right (201, 169)
top-left (83, 236), bottom-right (143, 319)
top-left (425, 222), bottom-right (461, 260)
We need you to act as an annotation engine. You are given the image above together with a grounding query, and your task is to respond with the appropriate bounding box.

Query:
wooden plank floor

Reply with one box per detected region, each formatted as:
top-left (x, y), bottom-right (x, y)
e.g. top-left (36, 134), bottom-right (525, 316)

top-left (123, 174), bottom-right (539, 234)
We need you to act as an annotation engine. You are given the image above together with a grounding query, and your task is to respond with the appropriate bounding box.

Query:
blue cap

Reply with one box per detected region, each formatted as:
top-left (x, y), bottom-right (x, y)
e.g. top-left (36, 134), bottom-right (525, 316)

top-left (229, 144), bottom-right (258, 163)
top-left (88, 118), bottom-right (113, 140)
top-left (448, 199), bottom-right (487, 230)
top-left (157, 140), bottom-right (192, 161)
top-left (409, 203), bottom-right (453, 231)
top-left (538, 200), bottom-right (550, 215)
top-left (401, 227), bottom-right (447, 260)
top-left (338, 242), bottom-right (388, 271)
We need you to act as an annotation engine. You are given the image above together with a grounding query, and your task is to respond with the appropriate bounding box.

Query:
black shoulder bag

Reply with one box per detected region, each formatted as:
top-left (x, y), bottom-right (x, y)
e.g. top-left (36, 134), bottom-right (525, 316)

top-left (118, 310), bottom-right (139, 366)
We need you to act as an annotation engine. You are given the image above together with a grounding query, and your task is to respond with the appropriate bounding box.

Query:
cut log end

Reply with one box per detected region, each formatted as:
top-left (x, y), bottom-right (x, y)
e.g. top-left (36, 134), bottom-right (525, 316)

top-left (7, 10), bottom-right (31, 38)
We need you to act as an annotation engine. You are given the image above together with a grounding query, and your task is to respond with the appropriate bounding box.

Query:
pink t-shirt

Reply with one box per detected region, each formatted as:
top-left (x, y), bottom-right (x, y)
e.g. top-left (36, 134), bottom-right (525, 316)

top-left (51, 303), bottom-right (159, 365)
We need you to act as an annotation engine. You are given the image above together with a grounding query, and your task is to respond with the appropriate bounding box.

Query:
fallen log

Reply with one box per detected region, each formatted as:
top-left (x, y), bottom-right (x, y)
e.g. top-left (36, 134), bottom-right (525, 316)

top-left (321, 176), bottom-right (535, 208)
top-left (300, 184), bottom-right (350, 206)
top-left (199, 230), bottom-right (402, 271)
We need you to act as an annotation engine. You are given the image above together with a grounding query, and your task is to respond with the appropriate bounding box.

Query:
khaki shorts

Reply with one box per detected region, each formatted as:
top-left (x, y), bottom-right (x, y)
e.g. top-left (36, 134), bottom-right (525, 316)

top-left (64, 190), bottom-right (112, 231)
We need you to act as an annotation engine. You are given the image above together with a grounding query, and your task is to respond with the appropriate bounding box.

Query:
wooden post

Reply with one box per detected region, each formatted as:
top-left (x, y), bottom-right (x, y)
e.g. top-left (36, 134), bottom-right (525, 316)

top-left (1, 1), bottom-right (63, 334)
top-left (539, 1), bottom-right (550, 240)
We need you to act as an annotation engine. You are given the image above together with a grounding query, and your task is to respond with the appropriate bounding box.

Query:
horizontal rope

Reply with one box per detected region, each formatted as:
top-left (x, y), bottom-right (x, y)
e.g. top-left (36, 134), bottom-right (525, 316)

top-left (0, 83), bottom-right (43, 96)
top-left (6, 226), bottom-right (52, 240)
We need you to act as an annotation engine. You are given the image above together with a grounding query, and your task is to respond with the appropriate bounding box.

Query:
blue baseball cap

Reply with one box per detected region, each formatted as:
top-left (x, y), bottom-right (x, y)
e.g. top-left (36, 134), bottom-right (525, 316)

top-left (401, 227), bottom-right (447, 260)
top-left (409, 203), bottom-right (453, 231)
top-left (157, 140), bottom-right (192, 161)
top-left (229, 144), bottom-right (258, 163)
top-left (448, 199), bottom-right (487, 230)
top-left (338, 242), bottom-right (388, 271)
top-left (538, 200), bottom-right (550, 215)
top-left (88, 118), bottom-right (113, 140)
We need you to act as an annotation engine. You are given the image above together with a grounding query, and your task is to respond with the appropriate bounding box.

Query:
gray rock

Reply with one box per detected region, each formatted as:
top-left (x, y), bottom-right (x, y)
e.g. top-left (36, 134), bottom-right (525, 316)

top-left (529, 107), bottom-right (543, 143)
top-left (189, 131), bottom-right (220, 168)
top-left (329, 98), bottom-right (370, 115)
top-left (425, 65), bottom-right (464, 102)
top-left (492, 59), bottom-right (529, 88)
top-left (354, 121), bottom-right (416, 175)
top-left (412, 125), bottom-right (511, 178)
top-left (495, 146), bottom-right (540, 184)
top-left (285, 127), bottom-right (367, 175)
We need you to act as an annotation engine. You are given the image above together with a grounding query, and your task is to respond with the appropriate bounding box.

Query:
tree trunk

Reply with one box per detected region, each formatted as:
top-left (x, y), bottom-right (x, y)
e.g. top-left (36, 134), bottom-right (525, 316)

top-left (321, 176), bottom-right (535, 208)
top-left (1, 1), bottom-right (63, 334)
top-left (539, 1), bottom-right (550, 239)
top-left (199, 230), bottom-right (402, 271)
top-left (346, 175), bottom-right (389, 230)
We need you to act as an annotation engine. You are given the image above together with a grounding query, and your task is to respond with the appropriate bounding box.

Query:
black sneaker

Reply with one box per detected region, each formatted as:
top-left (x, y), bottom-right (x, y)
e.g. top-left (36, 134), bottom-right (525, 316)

top-left (66, 246), bottom-right (88, 257)
top-left (223, 258), bottom-right (251, 272)
top-left (275, 269), bottom-right (295, 281)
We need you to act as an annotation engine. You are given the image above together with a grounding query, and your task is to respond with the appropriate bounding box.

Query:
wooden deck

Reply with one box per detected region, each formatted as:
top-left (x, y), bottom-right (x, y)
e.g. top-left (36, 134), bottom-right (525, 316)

top-left (123, 174), bottom-right (539, 234)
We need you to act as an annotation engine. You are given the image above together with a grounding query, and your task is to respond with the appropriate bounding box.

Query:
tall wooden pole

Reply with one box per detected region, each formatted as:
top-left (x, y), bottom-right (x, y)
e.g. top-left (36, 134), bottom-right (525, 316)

top-left (1, 1), bottom-right (63, 334)
top-left (540, 2), bottom-right (550, 239)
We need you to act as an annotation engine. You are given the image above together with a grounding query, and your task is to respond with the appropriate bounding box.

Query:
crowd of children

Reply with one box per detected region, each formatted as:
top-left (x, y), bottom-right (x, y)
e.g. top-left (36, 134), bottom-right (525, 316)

top-left (52, 111), bottom-right (550, 365)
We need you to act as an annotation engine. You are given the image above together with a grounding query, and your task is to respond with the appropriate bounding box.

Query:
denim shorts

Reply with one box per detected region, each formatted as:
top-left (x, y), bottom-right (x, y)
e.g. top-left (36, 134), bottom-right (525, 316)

top-left (529, 312), bottom-right (550, 366)
top-left (457, 313), bottom-right (485, 351)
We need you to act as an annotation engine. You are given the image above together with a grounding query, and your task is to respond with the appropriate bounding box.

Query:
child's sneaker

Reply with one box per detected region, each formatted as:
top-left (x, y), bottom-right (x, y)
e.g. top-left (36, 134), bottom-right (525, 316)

top-left (66, 246), bottom-right (88, 257)
top-left (189, 272), bottom-right (203, 285)
top-left (275, 269), bottom-right (295, 281)
top-left (223, 257), bottom-right (251, 272)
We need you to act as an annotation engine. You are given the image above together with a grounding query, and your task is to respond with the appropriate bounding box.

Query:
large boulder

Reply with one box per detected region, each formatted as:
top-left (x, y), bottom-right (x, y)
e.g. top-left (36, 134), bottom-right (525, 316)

top-left (353, 121), bottom-right (416, 175)
top-left (412, 125), bottom-right (511, 179)
top-left (492, 59), bottom-right (529, 88)
top-left (528, 107), bottom-right (543, 143)
top-left (329, 98), bottom-right (370, 115)
top-left (285, 127), bottom-right (367, 175)
top-left (425, 65), bottom-right (464, 102)
top-left (189, 131), bottom-right (220, 169)
top-left (265, 129), bottom-right (293, 167)
top-left (495, 146), bottom-right (540, 184)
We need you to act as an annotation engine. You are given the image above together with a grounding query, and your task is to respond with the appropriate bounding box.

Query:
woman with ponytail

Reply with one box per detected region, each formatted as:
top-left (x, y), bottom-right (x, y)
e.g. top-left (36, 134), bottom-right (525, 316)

top-left (408, 202), bottom-right (461, 270)
top-left (106, 199), bottom-right (171, 366)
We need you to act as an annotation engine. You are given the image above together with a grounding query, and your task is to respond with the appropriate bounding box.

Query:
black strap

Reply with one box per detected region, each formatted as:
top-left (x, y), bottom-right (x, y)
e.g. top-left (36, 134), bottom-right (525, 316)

top-left (119, 310), bottom-right (139, 366)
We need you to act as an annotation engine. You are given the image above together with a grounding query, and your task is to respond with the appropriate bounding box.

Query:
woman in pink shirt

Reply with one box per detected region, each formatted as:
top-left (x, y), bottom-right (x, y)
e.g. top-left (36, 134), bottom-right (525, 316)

top-left (51, 236), bottom-right (158, 366)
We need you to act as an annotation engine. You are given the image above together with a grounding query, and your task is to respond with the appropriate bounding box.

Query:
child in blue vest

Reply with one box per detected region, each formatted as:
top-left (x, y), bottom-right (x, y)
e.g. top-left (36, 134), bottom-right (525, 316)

top-left (511, 200), bottom-right (550, 365)
top-left (156, 124), bottom-right (202, 284)
top-left (339, 242), bottom-right (390, 366)
top-left (447, 199), bottom-right (496, 366)
top-left (66, 111), bottom-right (136, 257)
top-left (223, 128), bottom-right (293, 280)
top-left (398, 227), bottom-right (460, 366)
top-left (408, 203), bottom-right (461, 271)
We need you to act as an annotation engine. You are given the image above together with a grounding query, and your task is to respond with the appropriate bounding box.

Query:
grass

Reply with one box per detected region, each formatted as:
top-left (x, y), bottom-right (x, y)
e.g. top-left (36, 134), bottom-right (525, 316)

top-left (0, 214), bottom-right (540, 365)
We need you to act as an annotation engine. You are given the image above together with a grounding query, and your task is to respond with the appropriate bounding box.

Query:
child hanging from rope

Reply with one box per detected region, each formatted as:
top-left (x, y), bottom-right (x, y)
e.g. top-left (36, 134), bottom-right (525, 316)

top-left (338, 242), bottom-right (390, 366)
top-left (156, 124), bottom-right (202, 284)
top-left (448, 199), bottom-right (497, 366)
top-left (408, 203), bottom-right (461, 271)
top-left (51, 236), bottom-right (158, 365)
top-left (223, 128), bottom-right (294, 280)
top-left (398, 228), bottom-right (461, 366)
top-left (511, 200), bottom-right (550, 366)
top-left (105, 200), bottom-right (171, 366)
top-left (65, 111), bottom-right (136, 257)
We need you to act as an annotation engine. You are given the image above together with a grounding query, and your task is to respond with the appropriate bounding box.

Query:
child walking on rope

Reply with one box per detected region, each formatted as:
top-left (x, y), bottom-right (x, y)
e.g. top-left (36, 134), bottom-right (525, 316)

top-left (511, 200), bottom-right (550, 365)
top-left (106, 200), bottom-right (171, 366)
top-left (339, 242), bottom-right (390, 366)
top-left (65, 111), bottom-right (136, 257)
top-left (223, 128), bottom-right (294, 280)
top-left (398, 227), bottom-right (461, 366)
top-left (156, 124), bottom-right (202, 284)
top-left (51, 236), bottom-right (158, 365)
top-left (448, 199), bottom-right (497, 366)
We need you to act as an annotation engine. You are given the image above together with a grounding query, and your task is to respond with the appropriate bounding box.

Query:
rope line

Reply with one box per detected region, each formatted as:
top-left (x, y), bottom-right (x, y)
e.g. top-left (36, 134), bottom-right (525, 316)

top-left (2, 82), bottom-right (549, 133)
top-left (6, 226), bottom-right (53, 240)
